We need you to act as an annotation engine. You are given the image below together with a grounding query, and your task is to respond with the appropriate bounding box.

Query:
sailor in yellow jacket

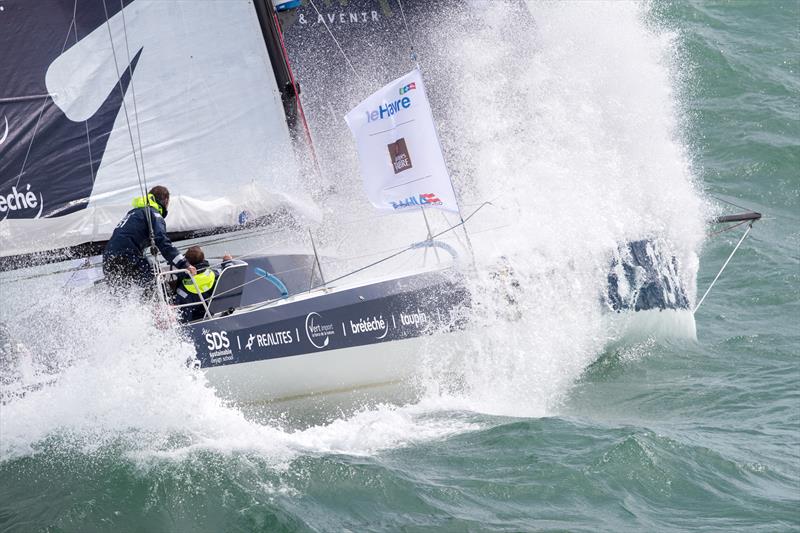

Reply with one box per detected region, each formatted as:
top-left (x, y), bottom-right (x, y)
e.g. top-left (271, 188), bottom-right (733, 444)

top-left (173, 246), bottom-right (234, 322)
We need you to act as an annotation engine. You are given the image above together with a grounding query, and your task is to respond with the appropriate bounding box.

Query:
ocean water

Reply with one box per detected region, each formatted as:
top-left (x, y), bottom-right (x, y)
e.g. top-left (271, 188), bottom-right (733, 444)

top-left (1, 1), bottom-right (798, 531)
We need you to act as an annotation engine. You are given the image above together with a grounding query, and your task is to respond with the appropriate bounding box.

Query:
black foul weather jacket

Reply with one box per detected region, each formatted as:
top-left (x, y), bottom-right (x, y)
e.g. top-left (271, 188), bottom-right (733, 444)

top-left (103, 204), bottom-right (188, 286)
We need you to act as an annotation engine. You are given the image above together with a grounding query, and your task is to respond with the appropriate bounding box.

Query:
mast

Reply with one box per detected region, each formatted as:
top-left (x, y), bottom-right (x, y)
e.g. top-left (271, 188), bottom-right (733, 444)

top-left (253, 0), bottom-right (299, 131)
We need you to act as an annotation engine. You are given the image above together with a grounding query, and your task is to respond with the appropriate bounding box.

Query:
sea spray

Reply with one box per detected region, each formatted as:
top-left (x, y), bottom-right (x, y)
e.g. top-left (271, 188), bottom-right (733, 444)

top-left (397, 1), bottom-right (708, 415)
top-left (0, 0), bottom-right (708, 461)
top-left (0, 282), bottom-right (476, 465)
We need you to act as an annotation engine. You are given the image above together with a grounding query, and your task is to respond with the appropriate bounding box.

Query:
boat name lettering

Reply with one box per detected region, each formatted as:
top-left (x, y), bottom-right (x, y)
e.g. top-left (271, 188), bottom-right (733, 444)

top-left (366, 96), bottom-right (411, 123)
top-left (400, 311), bottom-right (427, 327)
top-left (298, 11), bottom-right (379, 26)
top-left (0, 184), bottom-right (41, 213)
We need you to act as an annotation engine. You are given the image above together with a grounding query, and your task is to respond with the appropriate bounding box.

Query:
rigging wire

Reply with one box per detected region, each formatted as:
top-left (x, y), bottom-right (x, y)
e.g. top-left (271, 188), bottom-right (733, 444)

top-left (118, 0), bottom-right (149, 197)
top-left (396, 0), bottom-right (419, 68)
top-left (101, 0), bottom-right (147, 201)
top-left (711, 195), bottom-right (755, 213)
top-left (246, 201), bottom-right (492, 313)
top-left (101, 0), bottom-right (162, 289)
top-left (196, 203), bottom-right (492, 310)
top-left (694, 223), bottom-right (754, 313)
top-left (307, 0), bottom-right (367, 87)
top-left (707, 219), bottom-right (749, 237)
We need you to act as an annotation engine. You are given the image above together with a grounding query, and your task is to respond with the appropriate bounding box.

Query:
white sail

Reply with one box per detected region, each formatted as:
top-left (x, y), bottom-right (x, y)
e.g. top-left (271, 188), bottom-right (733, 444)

top-left (0, 0), bottom-right (317, 259)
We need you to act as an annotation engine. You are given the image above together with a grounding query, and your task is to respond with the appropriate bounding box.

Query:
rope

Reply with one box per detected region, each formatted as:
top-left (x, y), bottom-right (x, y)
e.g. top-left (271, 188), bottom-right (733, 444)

top-left (118, 0), bottom-right (148, 198)
top-left (0, 95), bottom-right (54, 104)
top-left (101, 0), bottom-right (147, 202)
top-left (707, 219), bottom-right (749, 237)
top-left (101, 0), bottom-right (161, 287)
top-left (396, 0), bottom-right (419, 67)
top-left (694, 223), bottom-right (753, 313)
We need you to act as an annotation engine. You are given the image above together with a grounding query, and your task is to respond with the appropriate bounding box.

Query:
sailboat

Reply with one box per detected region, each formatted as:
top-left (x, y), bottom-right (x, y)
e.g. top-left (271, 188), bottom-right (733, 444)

top-left (0, 0), bottom-right (758, 403)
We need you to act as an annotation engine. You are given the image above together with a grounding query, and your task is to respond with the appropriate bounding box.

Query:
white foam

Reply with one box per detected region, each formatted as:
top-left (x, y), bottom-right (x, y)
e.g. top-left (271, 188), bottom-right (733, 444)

top-left (399, 0), bottom-right (708, 417)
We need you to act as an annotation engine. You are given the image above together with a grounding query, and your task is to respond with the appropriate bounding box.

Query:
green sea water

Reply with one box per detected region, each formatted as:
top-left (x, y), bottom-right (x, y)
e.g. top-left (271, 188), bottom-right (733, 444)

top-left (1, 1), bottom-right (798, 531)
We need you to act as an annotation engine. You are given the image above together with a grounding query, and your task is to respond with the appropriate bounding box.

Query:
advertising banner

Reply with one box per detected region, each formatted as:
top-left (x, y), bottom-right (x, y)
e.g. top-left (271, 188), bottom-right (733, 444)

top-left (345, 69), bottom-right (459, 213)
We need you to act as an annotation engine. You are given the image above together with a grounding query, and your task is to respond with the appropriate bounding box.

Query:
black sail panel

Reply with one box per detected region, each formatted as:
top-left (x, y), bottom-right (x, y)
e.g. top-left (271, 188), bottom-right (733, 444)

top-left (0, 0), bottom-right (136, 220)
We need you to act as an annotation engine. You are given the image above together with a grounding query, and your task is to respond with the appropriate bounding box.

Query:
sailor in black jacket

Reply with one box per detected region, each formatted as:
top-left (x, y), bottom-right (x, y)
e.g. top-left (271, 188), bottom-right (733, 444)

top-left (173, 246), bottom-right (234, 322)
top-left (102, 186), bottom-right (195, 289)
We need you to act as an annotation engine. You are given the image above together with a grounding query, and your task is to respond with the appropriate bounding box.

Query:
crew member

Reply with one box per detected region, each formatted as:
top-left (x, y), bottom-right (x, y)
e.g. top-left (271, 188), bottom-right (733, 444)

top-left (173, 246), bottom-right (234, 322)
top-left (102, 185), bottom-right (195, 291)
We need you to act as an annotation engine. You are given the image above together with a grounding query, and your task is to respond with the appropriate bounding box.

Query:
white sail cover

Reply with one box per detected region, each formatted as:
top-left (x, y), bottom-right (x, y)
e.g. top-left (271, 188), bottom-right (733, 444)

top-left (345, 70), bottom-right (459, 214)
top-left (0, 0), bottom-right (315, 258)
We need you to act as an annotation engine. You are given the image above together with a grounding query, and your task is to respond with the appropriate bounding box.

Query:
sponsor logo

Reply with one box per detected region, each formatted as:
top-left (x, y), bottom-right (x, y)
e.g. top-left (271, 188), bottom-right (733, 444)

top-left (388, 137), bottom-right (413, 174)
top-left (399, 82), bottom-right (416, 95)
top-left (305, 312), bottom-right (335, 349)
top-left (400, 311), bottom-right (428, 328)
top-left (204, 329), bottom-right (230, 351)
top-left (349, 315), bottom-right (389, 340)
top-left (390, 193), bottom-right (442, 210)
top-left (366, 96), bottom-right (411, 123)
top-left (243, 330), bottom-right (295, 351)
top-left (203, 329), bottom-right (232, 361)
top-left (0, 184), bottom-right (43, 216)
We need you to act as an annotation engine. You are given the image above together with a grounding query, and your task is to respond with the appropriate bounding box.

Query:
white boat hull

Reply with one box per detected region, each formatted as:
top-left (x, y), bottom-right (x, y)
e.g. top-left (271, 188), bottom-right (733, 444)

top-left (204, 335), bottom-right (428, 402)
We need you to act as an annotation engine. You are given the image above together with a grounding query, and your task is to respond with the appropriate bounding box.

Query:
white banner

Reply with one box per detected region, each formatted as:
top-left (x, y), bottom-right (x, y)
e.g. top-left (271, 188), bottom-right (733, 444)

top-left (345, 69), bottom-right (459, 214)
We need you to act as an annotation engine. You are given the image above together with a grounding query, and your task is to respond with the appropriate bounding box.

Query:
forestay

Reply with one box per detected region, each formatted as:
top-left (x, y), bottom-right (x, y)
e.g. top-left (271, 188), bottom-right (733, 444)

top-left (0, 0), bottom-right (316, 259)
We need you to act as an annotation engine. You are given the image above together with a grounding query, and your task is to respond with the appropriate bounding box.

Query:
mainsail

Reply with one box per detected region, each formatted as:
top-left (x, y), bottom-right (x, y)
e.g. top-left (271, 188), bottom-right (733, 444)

top-left (0, 0), bottom-right (315, 263)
